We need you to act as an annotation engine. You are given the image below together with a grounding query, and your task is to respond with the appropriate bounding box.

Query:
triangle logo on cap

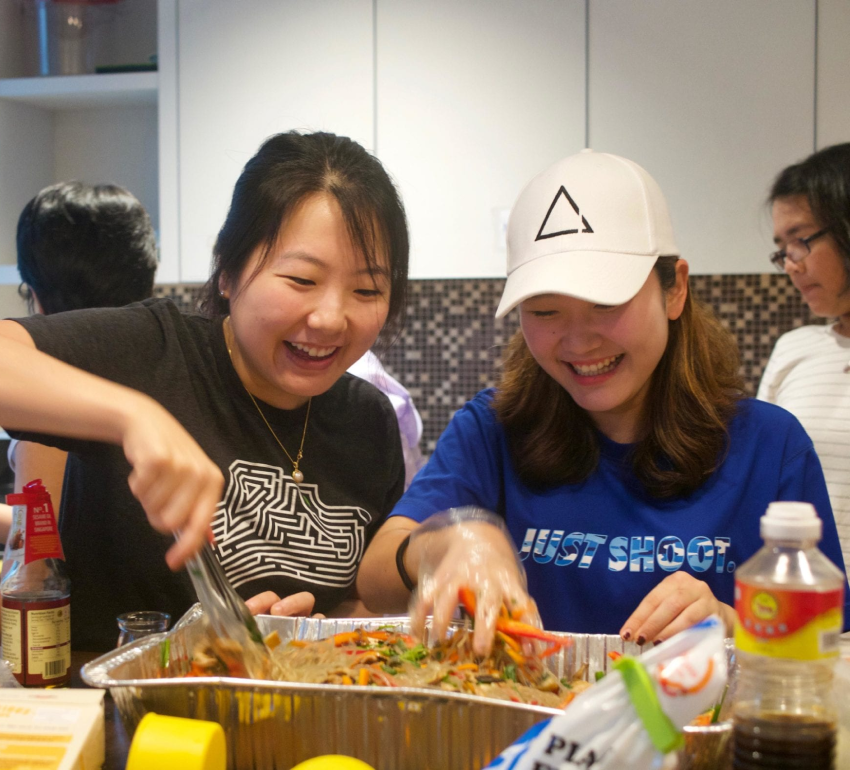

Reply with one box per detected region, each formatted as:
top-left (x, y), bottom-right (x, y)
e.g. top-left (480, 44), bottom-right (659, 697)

top-left (535, 186), bottom-right (593, 241)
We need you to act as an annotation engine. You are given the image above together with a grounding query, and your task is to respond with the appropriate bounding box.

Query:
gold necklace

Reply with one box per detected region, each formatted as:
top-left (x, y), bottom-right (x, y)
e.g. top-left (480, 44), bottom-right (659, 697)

top-left (224, 317), bottom-right (312, 484)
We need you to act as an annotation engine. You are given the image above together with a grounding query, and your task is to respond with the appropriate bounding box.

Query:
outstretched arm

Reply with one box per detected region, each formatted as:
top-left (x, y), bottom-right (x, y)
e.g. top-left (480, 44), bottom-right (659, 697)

top-left (0, 321), bottom-right (221, 568)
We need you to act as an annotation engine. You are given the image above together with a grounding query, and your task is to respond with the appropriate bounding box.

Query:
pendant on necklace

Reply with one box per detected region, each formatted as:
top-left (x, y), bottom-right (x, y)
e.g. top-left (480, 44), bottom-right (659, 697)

top-left (292, 469), bottom-right (304, 484)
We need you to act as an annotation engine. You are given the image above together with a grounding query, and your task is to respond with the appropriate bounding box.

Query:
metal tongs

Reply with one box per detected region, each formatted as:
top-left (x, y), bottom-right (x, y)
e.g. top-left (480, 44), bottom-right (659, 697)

top-left (184, 539), bottom-right (278, 679)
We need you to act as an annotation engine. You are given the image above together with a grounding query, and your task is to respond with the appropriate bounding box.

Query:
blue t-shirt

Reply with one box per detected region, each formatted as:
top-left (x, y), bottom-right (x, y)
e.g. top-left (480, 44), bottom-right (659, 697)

top-left (391, 391), bottom-right (850, 634)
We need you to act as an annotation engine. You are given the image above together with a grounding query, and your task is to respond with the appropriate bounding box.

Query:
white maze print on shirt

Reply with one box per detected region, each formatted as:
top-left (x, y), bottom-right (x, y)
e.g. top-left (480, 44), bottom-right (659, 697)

top-left (211, 461), bottom-right (372, 589)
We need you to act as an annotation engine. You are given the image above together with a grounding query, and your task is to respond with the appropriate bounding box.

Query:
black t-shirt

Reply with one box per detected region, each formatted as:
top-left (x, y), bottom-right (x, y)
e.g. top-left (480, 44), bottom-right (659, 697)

top-left (10, 299), bottom-right (404, 651)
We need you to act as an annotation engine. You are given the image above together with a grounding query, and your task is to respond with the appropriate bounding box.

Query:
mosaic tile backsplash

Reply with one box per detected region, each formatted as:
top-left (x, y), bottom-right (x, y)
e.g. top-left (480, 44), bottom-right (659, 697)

top-left (155, 274), bottom-right (825, 453)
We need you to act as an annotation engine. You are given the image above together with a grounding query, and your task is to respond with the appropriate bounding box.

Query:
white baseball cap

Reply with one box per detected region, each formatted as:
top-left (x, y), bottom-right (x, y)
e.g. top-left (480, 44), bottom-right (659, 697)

top-left (495, 149), bottom-right (680, 318)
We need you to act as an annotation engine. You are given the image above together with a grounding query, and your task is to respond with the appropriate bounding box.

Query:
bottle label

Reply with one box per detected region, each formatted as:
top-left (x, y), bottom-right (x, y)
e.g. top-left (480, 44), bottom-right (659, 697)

top-left (735, 581), bottom-right (843, 660)
top-left (23, 496), bottom-right (63, 565)
top-left (0, 604), bottom-right (22, 674)
top-left (0, 596), bottom-right (70, 686)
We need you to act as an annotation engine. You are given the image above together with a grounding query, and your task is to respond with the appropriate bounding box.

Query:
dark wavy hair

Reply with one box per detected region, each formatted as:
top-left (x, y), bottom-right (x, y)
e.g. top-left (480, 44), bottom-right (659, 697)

top-left (769, 142), bottom-right (850, 290)
top-left (16, 181), bottom-right (157, 315)
top-left (494, 258), bottom-right (745, 498)
top-left (199, 131), bottom-right (409, 346)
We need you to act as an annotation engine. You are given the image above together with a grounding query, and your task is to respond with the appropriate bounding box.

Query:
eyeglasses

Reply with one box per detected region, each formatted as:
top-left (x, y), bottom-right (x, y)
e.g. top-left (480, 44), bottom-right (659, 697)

top-left (769, 228), bottom-right (830, 271)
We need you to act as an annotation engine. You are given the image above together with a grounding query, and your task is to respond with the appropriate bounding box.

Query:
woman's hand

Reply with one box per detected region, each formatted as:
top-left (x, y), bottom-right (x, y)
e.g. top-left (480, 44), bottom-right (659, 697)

top-left (408, 512), bottom-right (537, 657)
top-left (120, 394), bottom-right (224, 570)
top-left (620, 572), bottom-right (736, 644)
top-left (245, 591), bottom-right (319, 617)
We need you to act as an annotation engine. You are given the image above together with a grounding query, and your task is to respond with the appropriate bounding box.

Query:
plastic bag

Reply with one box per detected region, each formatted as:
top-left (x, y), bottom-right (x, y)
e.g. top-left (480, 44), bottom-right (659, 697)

top-left (486, 615), bottom-right (727, 770)
top-left (0, 656), bottom-right (23, 688)
top-left (408, 507), bottom-right (539, 655)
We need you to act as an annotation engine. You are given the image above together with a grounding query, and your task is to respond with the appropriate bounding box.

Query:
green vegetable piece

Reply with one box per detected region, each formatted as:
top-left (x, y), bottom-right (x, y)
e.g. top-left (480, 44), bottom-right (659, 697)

top-left (559, 677), bottom-right (573, 689)
top-left (160, 638), bottom-right (170, 670)
top-left (504, 664), bottom-right (517, 682)
top-left (401, 644), bottom-right (428, 663)
top-left (381, 665), bottom-right (398, 675)
top-left (595, 671), bottom-right (606, 681)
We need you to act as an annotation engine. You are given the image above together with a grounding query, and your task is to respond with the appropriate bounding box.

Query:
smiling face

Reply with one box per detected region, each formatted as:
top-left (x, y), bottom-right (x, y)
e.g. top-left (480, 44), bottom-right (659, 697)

top-left (519, 261), bottom-right (688, 443)
top-left (772, 195), bottom-right (850, 332)
top-left (221, 192), bottom-right (390, 409)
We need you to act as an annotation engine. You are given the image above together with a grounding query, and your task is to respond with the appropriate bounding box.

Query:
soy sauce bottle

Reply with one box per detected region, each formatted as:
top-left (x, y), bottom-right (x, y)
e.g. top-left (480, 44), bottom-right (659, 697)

top-left (733, 502), bottom-right (844, 769)
top-left (0, 480), bottom-right (71, 686)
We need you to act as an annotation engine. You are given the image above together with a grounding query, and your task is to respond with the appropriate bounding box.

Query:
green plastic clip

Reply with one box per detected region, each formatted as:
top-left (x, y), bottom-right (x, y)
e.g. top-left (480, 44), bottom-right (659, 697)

top-left (613, 656), bottom-right (684, 754)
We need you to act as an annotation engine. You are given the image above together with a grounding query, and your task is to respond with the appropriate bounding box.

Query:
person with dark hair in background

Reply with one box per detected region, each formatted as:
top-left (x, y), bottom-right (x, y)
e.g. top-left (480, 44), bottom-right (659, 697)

top-left (358, 150), bottom-right (849, 655)
top-left (1, 182), bottom-right (157, 539)
top-left (758, 143), bottom-right (850, 569)
top-left (0, 131), bottom-right (410, 650)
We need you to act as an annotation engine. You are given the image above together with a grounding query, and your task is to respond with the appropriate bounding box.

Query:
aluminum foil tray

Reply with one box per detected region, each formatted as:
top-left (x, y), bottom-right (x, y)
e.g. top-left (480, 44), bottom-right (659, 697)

top-left (82, 605), bottom-right (731, 770)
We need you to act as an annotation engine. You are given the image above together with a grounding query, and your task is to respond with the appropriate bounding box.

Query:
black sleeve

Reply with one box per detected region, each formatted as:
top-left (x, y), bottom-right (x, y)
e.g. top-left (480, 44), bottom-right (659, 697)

top-left (5, 299), bottom-right (174, 454)
top-left (382, 401), bottom-right (406, 520)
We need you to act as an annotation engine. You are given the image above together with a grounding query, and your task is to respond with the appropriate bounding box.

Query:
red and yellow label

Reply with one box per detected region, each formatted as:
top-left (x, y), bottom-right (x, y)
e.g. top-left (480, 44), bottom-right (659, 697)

top-left (6, 484), bottom-right (64, 566)
top-left (735, 580), bottom-right (843, 660)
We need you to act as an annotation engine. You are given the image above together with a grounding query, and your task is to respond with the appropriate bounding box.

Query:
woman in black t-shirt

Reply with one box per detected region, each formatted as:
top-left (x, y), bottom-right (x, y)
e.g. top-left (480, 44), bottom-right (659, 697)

top-left (0, 132), bottom-right (410, 650)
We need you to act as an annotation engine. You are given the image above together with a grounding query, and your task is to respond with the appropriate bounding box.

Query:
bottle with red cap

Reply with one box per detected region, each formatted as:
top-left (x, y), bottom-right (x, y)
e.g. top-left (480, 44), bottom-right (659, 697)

top-left (733, 501), bottom-right (845, 769)
top-left (0, 479), bottom-right (71, 687)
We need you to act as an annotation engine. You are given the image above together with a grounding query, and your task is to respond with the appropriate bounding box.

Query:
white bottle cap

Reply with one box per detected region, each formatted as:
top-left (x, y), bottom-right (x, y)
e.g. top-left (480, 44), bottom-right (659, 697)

top-left (761, 501), bottom-right (822, 541)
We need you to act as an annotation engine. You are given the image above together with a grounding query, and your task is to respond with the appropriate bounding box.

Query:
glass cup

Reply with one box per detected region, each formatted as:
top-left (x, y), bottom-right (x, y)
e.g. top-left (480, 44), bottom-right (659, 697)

top-left (116, 611), bottom-right (171, 647)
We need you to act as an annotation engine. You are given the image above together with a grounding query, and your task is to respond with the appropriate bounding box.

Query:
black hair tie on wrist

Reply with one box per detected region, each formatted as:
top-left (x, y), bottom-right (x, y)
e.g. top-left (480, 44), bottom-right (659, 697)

top-left (395, 534), bottom-right (415, 592)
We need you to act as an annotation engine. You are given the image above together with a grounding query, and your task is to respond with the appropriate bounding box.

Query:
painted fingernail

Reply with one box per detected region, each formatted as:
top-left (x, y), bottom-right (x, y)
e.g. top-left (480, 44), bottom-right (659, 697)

top-left (636, 635), bottom-right (646, 646)
top-left (621, 629), bottom-right (631, 641)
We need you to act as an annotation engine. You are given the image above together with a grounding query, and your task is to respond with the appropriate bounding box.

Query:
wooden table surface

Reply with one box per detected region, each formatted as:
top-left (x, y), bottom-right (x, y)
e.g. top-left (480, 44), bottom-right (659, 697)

top-left (71, 650), bottom-right (131, 769)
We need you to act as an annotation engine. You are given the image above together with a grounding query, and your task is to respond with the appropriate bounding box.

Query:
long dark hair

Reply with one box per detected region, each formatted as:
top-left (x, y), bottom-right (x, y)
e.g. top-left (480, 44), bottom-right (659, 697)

top-left (494, 258), bottom-right (744, 498)
top-left (199, 131), bottom-right (409, 345)
top-left (17, 181), bottom-right (157, 315)
top-left (770, 142), bottom-right (850, 289)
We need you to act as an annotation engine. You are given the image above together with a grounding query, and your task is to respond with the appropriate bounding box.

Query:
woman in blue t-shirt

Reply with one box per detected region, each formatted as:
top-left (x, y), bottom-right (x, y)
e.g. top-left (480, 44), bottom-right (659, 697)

top-left (357, 149), bottom-right (849, 654)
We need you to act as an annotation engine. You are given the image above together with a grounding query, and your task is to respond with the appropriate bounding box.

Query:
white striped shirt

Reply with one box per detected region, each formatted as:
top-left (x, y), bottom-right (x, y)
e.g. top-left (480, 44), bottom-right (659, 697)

top-left (758, 323), bottom-right (850, 568)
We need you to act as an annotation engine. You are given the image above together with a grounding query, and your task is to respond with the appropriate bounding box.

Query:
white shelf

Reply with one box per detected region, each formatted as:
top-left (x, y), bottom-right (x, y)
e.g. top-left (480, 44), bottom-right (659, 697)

top-left (0, 72), bottom-right (158, 110)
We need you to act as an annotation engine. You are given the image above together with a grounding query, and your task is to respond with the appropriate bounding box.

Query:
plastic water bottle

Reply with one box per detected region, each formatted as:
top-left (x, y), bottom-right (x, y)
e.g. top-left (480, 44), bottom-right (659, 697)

top-left (733, 502), bottom-right (845, 769)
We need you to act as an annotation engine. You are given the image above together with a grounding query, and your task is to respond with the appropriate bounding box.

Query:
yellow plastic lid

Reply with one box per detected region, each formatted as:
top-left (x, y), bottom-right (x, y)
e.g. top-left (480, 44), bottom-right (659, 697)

top-left (126, 713), bottom-right (226, 770)
top-left (292, 757), bottom-right (376, 770)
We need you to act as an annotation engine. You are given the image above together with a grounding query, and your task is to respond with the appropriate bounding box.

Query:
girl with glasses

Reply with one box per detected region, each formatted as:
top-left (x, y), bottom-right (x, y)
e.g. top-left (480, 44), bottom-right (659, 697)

top-left (759, 143), bottom-right (850, 571)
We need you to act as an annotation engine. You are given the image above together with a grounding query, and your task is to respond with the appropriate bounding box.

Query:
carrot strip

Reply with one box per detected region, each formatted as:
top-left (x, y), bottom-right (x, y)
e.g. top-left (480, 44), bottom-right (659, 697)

top-left (342, 674), bottom-right (353, 685)
top-left (505, 647), bottom-right (526, 666)
top-left (288, 639), bottom-right (308, 648)
top-left (456, 663), bottom-right (479, 671)
top-left (358, 668), bottom-right (370, 686)
top-left (333, 631), bottom-right (360, 647)
top-left (608, 650), bottom-right (623, 661)
top-left (364, 631), bottom-right (390, 641)
top-left (496, 630), bottom-right (521, 652)
top-left (495, 618), bottom-right (571, 648)
top-left (458, 587), bottom-right (477, 615)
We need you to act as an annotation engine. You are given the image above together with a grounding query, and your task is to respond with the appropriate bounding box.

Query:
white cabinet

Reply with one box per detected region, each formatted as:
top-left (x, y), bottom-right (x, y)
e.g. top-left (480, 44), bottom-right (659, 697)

top-left (175, 0), bottom-right (374, 282)
top-left (587, 0), bottom-right (815, 275)
top-left (1, 1), bottom-right (845, 286)
top-left (0, 0), bottom-right (160, 283)
top-left (376, 0), bottom-right (586, 279)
